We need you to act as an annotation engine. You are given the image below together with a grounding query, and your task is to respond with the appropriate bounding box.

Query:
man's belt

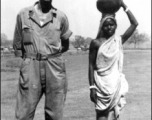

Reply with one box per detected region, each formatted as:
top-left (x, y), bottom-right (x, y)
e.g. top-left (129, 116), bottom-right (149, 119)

top-left (24, 52), bottom-right (62, 61)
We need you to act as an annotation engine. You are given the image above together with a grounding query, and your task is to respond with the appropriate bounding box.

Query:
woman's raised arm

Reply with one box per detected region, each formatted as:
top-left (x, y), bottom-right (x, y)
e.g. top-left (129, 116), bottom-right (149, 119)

top-left (121, 0), bottom-right (139, 44)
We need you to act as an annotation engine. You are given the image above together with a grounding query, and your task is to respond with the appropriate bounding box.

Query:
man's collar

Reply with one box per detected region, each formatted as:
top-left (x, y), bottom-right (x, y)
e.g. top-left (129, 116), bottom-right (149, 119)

top-left (28, 1), bottom-right (57, 25)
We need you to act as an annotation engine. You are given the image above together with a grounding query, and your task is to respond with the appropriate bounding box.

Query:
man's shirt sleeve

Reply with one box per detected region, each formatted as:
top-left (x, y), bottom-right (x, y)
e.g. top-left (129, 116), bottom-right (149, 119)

top-left (60, 14), bottom-right (72, 40)
top-left (13, 14), bottom-right (23, 57)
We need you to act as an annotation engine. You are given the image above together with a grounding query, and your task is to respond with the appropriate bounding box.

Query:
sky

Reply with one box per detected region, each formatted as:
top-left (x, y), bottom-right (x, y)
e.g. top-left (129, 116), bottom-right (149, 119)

top-left (1, 0), bottom-right (151, 40)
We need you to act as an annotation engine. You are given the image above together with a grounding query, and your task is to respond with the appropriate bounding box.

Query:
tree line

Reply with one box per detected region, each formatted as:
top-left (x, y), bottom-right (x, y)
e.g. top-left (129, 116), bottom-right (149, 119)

top-left (72, 30), bottom-right (150, 50)
top-left (1, 30), bottom-right (150, 50)
top-left (1, 33), bottom-right (13, 47)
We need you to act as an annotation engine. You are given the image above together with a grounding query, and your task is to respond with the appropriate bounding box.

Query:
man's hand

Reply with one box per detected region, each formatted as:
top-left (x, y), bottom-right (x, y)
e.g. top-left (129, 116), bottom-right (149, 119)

top-left (90, 89), bottom-right (97, 104)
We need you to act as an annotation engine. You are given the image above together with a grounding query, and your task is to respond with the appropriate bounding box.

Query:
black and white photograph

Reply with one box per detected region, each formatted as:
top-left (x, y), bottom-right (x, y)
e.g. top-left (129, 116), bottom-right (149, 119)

top-left (1, 0), bottom-right (151, 120)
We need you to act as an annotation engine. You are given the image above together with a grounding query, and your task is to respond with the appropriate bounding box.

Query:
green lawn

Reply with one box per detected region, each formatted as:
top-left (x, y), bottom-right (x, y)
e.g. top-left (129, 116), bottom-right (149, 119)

top-left (1, 50), bottom-right (151, 120)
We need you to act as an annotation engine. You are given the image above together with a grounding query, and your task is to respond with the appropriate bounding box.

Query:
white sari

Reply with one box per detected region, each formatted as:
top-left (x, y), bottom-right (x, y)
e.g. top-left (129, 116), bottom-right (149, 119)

top-left (94, 34), bottom-right (128, 117)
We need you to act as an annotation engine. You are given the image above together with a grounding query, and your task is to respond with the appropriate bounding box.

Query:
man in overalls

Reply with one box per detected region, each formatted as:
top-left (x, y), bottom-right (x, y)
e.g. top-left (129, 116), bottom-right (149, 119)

top-left (13, 0), bottom-right (72, 120)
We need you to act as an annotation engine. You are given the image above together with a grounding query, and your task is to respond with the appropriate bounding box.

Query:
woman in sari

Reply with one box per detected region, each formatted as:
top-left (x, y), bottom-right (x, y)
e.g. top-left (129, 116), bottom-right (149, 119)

top-left (88, 1), bottom-right (138, 120)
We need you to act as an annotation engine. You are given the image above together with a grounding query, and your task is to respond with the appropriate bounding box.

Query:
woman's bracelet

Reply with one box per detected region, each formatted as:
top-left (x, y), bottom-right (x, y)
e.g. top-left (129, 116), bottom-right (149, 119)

top-left (89, 85), bottom-right (96, 90)
top-left (125, 7), bottom-right (129, 12)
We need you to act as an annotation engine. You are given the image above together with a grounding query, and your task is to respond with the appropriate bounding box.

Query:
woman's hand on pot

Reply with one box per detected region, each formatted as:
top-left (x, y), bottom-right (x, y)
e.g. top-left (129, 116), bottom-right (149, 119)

top-left (121, 0), bottom-right (127, 10)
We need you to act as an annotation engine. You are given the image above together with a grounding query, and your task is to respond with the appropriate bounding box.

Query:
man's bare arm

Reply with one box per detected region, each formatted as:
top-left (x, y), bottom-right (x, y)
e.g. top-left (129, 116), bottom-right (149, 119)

top-left (61, 39), bottom-right (69, 53)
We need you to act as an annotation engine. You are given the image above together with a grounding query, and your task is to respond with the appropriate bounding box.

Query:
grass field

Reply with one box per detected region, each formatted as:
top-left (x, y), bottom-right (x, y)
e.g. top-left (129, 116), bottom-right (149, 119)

top-left (1, 50), bottom-right (151, 120)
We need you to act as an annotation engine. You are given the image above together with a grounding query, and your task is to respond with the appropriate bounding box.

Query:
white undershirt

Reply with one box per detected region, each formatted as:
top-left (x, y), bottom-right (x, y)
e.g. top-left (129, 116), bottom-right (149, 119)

top-left (40, 21), bottom-right (44, 26)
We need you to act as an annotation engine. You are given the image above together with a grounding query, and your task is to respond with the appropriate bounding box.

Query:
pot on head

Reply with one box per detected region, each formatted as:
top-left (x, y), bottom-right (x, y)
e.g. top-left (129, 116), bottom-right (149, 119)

top-left (96, 0), bottom-right (122, 14)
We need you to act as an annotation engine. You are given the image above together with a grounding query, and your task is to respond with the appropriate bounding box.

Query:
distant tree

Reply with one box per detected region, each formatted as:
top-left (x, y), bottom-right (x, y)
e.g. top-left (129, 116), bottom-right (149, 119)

top-left (127, 30), bottom-right (150, 48)
top-left (1, 33), bottom-right (14, 47)
top-left (80, 37), bottom-right (93, 51)
top-left (71, 37), bottom-right (78, 48)
top-left (1, 33), bottom-right (8, 46)
top-left (71, 36), bottom-right (93, 51)
top-left (72, 35), bottom-right (85, 49)
top-left (1, 33), bottom-right (8, 40)
top-left (4, 40), bottom-right (13, 47)
top-left (84, 37), bottom-right (93, 49)
top-left (138, 33), bottom-right (150, 43)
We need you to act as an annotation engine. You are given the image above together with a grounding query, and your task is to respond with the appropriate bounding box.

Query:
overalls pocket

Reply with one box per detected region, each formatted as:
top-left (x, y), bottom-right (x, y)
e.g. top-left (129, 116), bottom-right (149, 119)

top-left (22, 26), bottom-right (33, 45)
top-left (56, 56), bottom-right (66, 72)
top-left (19, 58), bottom-right (31, 89)
top-left (20, 58), bottom-right (31, 71)
top-left (47, 29), bottom-right (61, 46)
